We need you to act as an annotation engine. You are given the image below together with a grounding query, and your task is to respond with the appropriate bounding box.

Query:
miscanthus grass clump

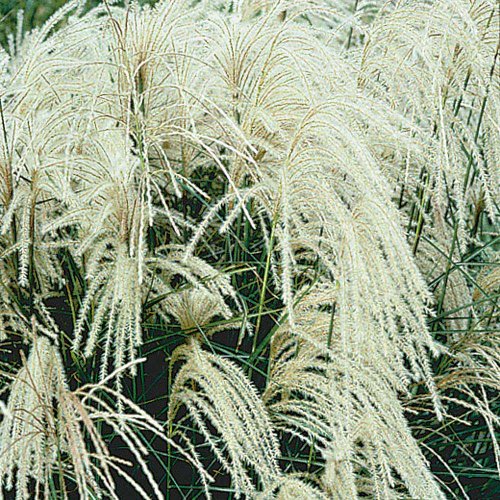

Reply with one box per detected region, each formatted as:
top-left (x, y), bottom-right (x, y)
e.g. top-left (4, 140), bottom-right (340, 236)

top-left (0, 0), bottom-right (498, 498)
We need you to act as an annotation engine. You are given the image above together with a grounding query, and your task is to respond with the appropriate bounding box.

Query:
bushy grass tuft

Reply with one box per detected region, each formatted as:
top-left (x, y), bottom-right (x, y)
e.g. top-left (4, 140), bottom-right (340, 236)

top-left (0, 1), bottom-right (498, 498)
